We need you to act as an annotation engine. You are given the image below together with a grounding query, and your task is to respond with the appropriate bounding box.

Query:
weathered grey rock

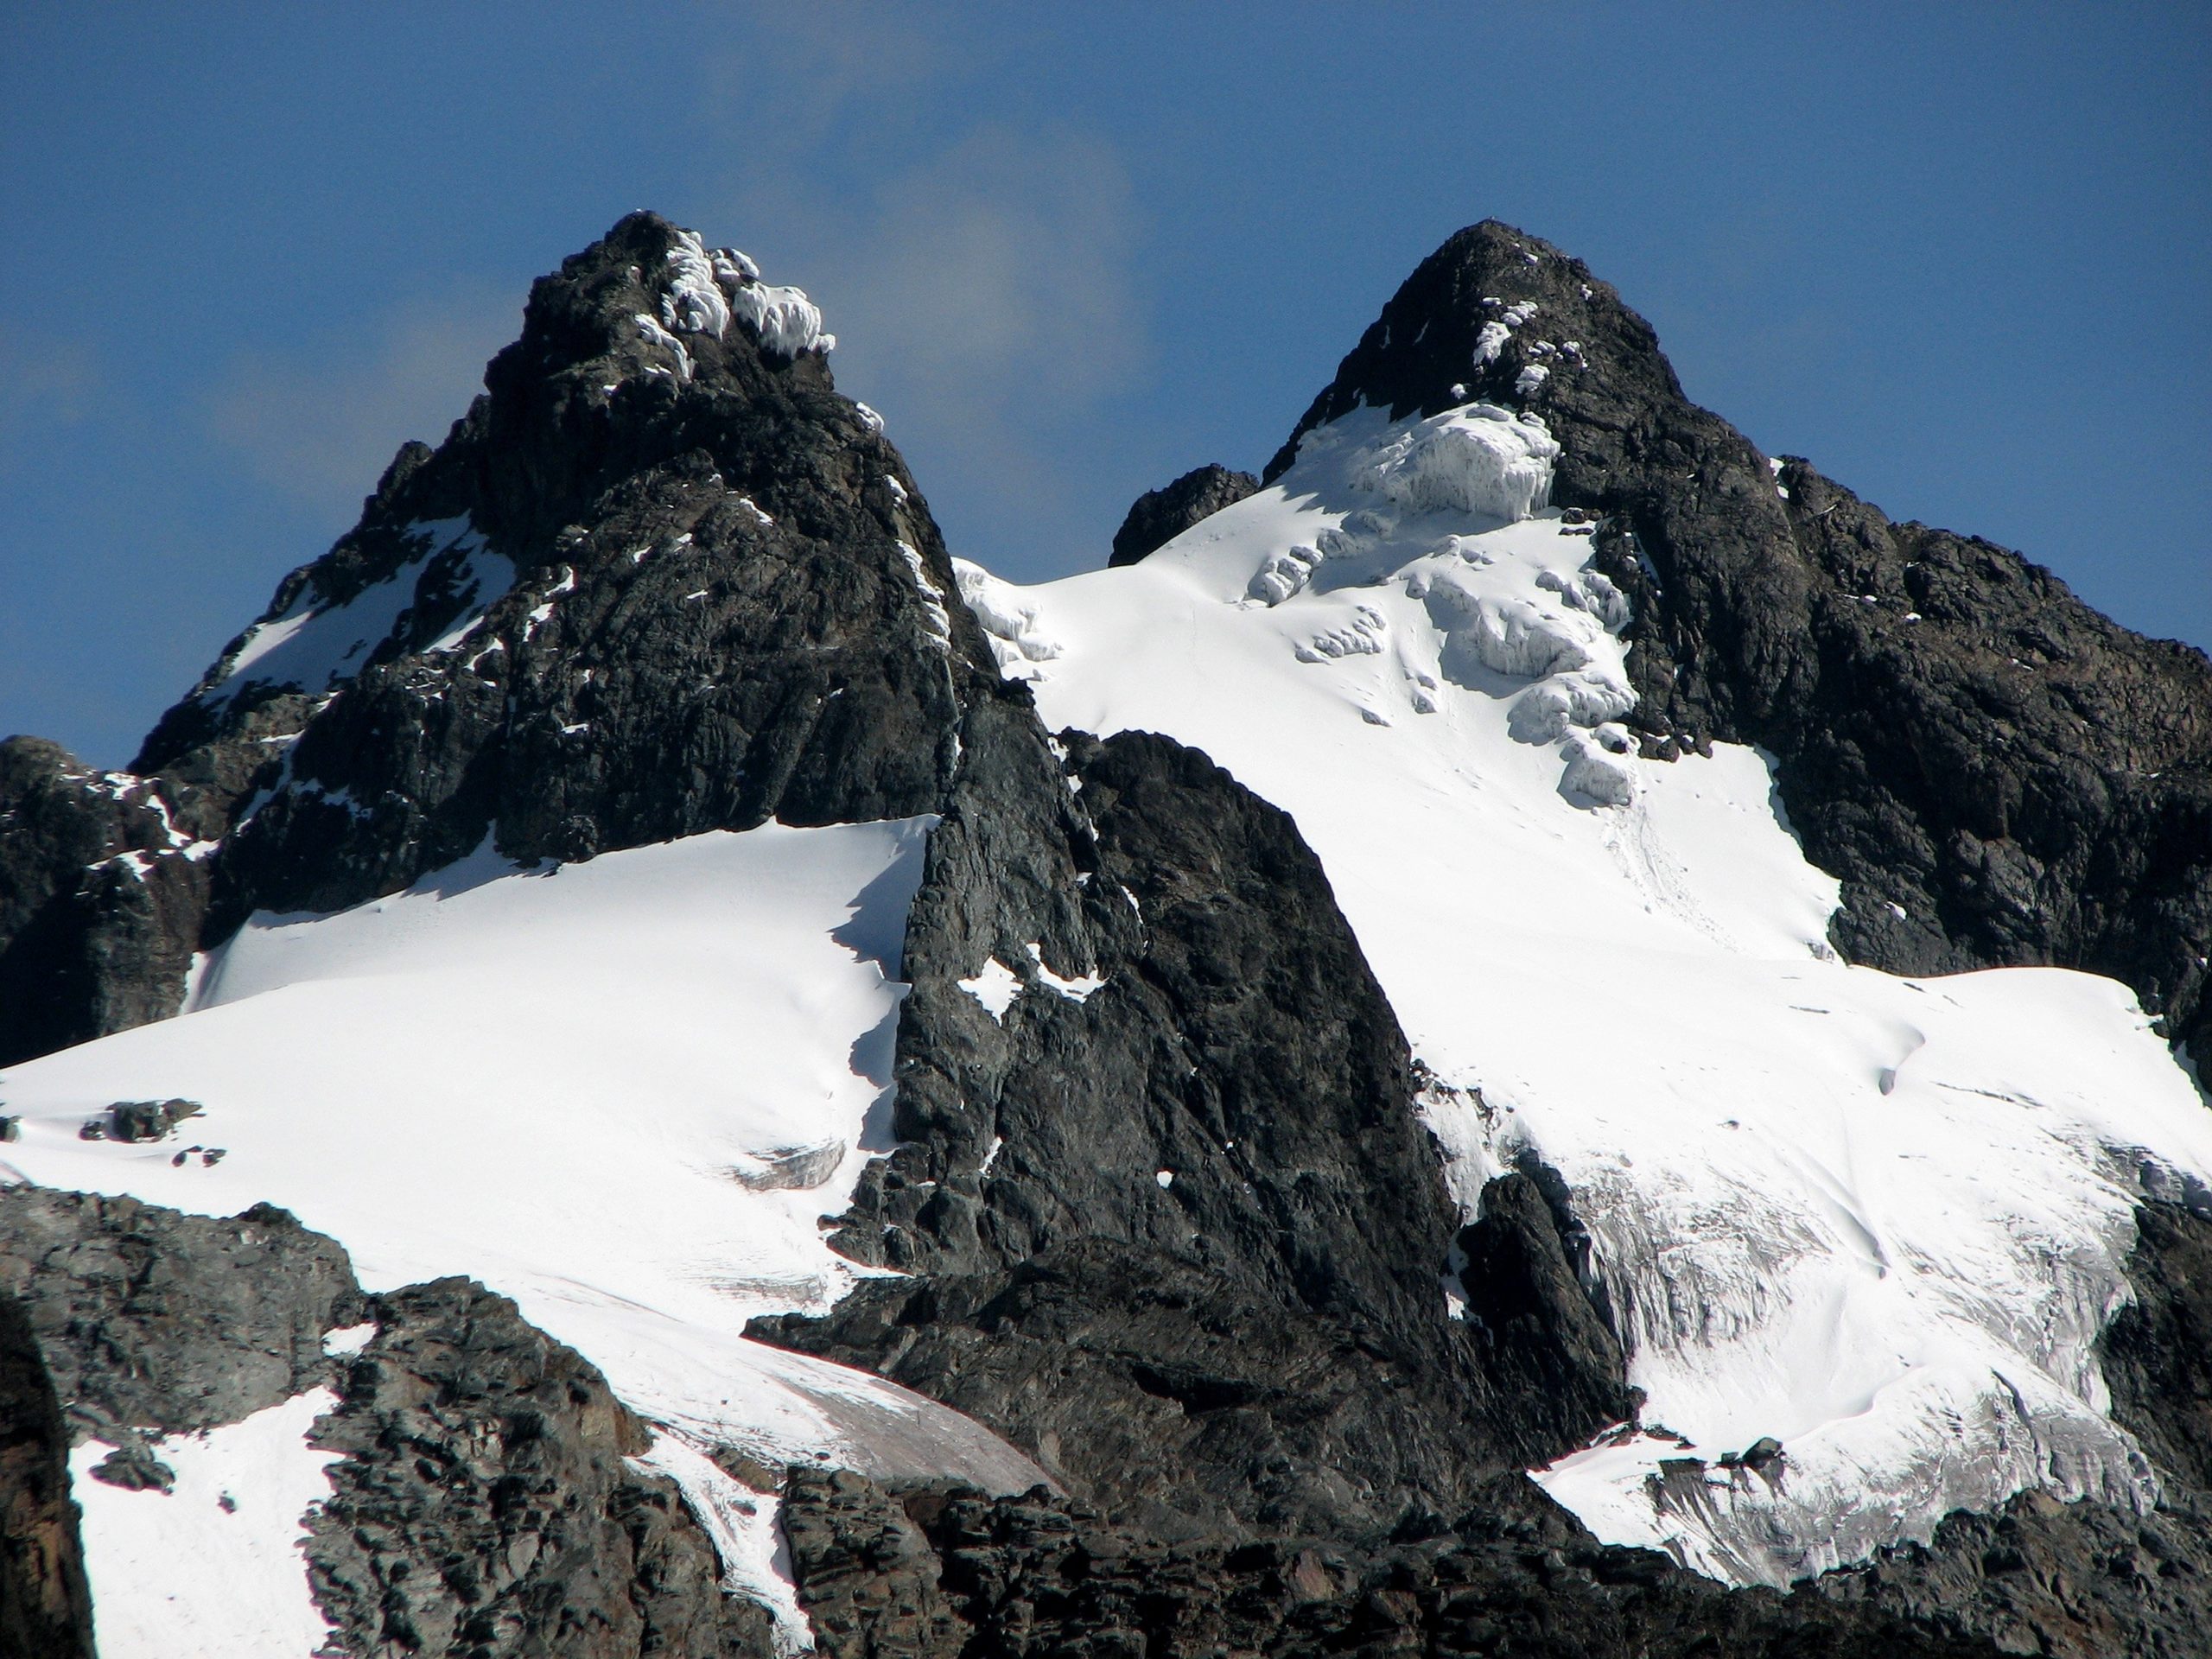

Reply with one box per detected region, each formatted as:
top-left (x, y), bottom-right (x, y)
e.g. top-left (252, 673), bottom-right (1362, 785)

top-left (1818, 1489), bottom-right (2212, 1659)
top-left (0, 1293), bottom-right (93, 1659)
top-left (307, 1277), bottom-right (772, 1659)
top-left (781, 1465), bottom-right (1999, 1659)
top-left (1108, 463), bottom-right (1259, 567)
top-left (0, 1187), bottom-right (363, 1441)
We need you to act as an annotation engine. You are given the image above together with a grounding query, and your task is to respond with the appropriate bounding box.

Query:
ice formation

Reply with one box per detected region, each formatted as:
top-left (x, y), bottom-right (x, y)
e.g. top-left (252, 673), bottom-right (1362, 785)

top-left (1354, 403), bottom-right (1560, 521)
top-left (649, 226), bottom-right (834, 361)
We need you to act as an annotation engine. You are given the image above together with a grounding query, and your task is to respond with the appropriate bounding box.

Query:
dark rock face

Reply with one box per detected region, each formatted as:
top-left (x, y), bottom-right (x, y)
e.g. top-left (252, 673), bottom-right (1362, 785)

top-left (1818, 1488), bottom-right (2212, 1659)
top-left (758, 728), bottom-right (1632, 1541)
top-left (1268, 218), bottom-right (2212, 1057)
top-left (0, 737), bottom-right (207, 1067)
top-left (1108, 464), bottom-right (1259, 567)
top-left (1455, 1172), bottom-right (1632, 1438)
top-left (0, 1186), bottom-right (777, 1655)
top-left (0, 1294), bottom-right (93, 1659)
top-left (0, 1188), bottom-right (363, 1440)
top-left (781, 1465), bottom-right (1999, 1659)
top-left (2101, 1200), bottom-right (2212, 1496)
top-left (308, 1277), bottom-right (772, 1659)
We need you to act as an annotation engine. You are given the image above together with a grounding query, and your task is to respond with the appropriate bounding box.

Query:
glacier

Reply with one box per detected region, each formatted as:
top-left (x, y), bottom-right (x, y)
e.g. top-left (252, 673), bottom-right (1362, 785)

top-left (955, 400), bottom-right (2212, 1586)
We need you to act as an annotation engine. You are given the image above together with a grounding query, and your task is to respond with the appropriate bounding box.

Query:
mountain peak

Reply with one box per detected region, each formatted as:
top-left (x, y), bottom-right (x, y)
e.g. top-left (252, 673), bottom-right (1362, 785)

top-left (1266, 219), bottom-right (1680, 485)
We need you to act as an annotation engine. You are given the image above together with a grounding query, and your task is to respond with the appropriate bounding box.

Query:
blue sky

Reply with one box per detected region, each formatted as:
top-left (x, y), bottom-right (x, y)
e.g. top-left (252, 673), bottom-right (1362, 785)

top-left (3, 3), bottom-right (2206, 766)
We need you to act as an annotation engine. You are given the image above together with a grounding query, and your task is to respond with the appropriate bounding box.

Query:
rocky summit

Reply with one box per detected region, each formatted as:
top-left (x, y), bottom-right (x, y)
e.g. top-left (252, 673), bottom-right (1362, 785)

top-left (3, 213), bottom-right (2211, 1659)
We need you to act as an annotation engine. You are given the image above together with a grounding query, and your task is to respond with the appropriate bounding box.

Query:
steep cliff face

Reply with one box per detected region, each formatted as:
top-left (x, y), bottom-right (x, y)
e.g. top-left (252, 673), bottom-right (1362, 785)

top-left (1270, 219), bottom-right (2212, 1058)
top-left (759, 727), bottom-right (1632, 1541)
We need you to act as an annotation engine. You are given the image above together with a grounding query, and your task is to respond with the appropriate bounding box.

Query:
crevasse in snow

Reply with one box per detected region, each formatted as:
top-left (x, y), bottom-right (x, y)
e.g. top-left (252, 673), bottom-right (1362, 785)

top-left (950, 402), bottom-right (2212, 1587)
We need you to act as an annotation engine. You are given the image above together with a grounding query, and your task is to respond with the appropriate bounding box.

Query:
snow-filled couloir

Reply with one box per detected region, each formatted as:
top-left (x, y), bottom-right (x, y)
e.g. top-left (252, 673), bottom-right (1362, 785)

top-left (952, 399), bottom-right (2212, 1586)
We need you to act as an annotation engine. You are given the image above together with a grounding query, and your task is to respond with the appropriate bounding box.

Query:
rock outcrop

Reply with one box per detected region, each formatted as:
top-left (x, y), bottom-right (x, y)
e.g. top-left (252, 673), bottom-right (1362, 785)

top-left (0, 1187), bottom-right (773, 1658)
top-left (0, 1294), bottom-right (93, 1659)
top-left (779, 1465), bottom-right (2000, 1659)
top-left (0, 739), bottom-right (207, 1067)
top-left (307, 1278), bottom-right (771, 1659)
top-left (1109, 463), bottom-right (1259, 566)
top-left (759, 727), bottom-right (1634, 1541)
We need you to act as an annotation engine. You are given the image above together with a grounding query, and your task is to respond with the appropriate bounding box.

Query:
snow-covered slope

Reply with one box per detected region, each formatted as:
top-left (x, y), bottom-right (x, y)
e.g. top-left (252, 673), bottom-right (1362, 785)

top-left (0, 817), bottom-right (1046, 1648)
top-left (956, 402), bottom-right (2212, 1585)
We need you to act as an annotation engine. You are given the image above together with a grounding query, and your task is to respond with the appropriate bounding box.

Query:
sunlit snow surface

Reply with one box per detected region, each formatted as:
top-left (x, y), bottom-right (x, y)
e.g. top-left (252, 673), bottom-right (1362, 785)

top-left (70, 1390), bottom-right (343, 1659)
top-left (0, 819), bottom-right (1046, 1650)
top-left (970, 404), bottom-right (2212, 1585)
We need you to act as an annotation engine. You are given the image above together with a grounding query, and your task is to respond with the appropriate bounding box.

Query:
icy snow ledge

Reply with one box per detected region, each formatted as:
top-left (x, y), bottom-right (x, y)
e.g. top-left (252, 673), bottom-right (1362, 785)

top-left (1355, 402), bottom-right (1559, 521)
top-left (71, 1389), bottom-right (342, 1659)
top-left (954, 558), bottom-right (1062, 680)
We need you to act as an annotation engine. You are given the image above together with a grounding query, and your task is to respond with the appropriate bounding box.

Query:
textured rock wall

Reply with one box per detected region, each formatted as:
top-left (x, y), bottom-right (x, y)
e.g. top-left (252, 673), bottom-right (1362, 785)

top-left (759, 727), bottom-right (1633, 1541)
top-left (0, 1294), bottom-right (93, 1659)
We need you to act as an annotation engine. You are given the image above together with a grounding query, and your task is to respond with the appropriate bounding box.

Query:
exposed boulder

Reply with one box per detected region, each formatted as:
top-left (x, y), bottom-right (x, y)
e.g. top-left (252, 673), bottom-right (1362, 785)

top-left (0, 1188), bottom-right (362, 1440)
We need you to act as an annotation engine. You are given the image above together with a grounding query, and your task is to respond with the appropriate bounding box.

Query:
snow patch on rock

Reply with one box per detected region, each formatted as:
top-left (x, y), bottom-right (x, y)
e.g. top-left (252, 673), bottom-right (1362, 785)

top-left (70, 1389), bottom-right (343, 1659)
top-left (958, 957), bottom-right (1021, 1023)
top-left (1025, 941), bottom-right (1105, 1003)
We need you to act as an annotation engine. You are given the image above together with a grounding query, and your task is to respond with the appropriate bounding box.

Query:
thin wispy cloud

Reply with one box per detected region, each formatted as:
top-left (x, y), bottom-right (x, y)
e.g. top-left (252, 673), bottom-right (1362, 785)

top-left (692, 9), bottom-right (1152, 573)
top-left (204, 285), bottom-right (521, 522)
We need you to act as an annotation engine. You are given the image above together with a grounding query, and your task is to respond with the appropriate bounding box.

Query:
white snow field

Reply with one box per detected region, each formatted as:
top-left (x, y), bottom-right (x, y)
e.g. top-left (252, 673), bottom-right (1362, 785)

top-left (0, 818), bottom-right (1046, 1653)
top-left (70, 1389), bottom-right (344, 1659)
top-left (958, 402), bottom-right (2212, 1585)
